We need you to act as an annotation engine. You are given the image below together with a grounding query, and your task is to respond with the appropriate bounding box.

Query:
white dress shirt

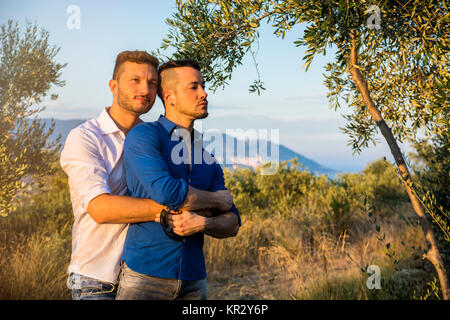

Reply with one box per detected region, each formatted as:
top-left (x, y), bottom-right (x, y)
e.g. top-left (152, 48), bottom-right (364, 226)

top-left (60, 107), bottom-right (128, 284)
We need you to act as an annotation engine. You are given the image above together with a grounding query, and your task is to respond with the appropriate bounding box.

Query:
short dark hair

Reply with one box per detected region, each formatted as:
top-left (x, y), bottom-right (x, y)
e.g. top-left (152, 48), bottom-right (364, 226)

top-left (112, 50), bottom-right (159, 80)
top-left (157, 59), bottom-right (201, 101)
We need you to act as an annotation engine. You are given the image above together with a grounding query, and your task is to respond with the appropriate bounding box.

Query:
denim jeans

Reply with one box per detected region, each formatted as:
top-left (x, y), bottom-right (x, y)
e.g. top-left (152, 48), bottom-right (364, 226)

top-left (67, 273), bottom-right (117, 300)
top-left (116, 262), bottom-right (207, 300)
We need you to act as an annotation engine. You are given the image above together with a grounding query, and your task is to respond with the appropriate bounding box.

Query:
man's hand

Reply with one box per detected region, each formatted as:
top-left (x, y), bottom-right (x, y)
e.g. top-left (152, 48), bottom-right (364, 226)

top-left (166, 210), bottom-right (239, 239)
top-left (167, 211), bottom-right (206, 237)
top-left (155, 209), bottom-right (213, 223)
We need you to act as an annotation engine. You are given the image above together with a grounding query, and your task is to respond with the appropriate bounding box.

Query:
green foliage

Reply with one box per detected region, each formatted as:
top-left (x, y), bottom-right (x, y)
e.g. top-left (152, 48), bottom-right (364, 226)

top-left (224, 158), bottom-right (407, 236)
top-left (160, 0), bottom-right (448, 151)
top-left (0, 20), bottom-right (66, 216)
top-left (157, 0), bottom-right (271, 91)
top-left (415, 277), bottom-right (442, 300)
top-left (160, 2), bottom-right (449, 294)
top-left (410, 133), bottom-right (450, 270)
top-left (1, 163), bottom-right (72, 240)
top-left (0, 158), bottom-right (425, 299)
top-left (411, 133), bottom-right (450, 213)
top-left (361, 158), bottom-right (410, 211)
top-left (322, 1), bottom-right (449, 151)
top-left (0, 163), bottom-right (72, 299)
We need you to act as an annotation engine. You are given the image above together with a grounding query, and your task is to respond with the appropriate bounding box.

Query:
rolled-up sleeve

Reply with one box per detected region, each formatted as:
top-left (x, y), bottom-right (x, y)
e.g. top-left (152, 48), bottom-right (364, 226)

top-left (124, 124), bottom-right (188, 211)
top-left (60, 128), bottom-right (112, 213)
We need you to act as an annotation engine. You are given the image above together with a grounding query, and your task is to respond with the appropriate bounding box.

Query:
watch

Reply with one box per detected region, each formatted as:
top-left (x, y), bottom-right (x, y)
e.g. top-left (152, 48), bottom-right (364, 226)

top-left (160, 208), bottom-right (184, 242)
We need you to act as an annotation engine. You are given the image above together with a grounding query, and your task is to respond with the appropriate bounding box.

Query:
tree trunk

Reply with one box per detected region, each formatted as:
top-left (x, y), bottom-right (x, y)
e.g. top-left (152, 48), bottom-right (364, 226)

top-left (348, 32), bottom-right (449, 300)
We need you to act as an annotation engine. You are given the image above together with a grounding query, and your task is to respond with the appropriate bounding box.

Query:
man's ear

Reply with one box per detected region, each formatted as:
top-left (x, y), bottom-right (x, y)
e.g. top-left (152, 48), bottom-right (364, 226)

top-left (109, 79), bottom-right (118, 95)
top-left (163, 88), bottom-right (175, 107)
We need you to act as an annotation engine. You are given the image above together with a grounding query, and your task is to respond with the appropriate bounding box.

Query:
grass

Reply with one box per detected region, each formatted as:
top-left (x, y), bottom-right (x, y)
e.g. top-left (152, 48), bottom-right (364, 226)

top-left (204, 207), bottom-right (431, 300)
top-left (0, 161), bottom-right (440, 300)
top-left (0, 173), bottom-right (72, 300)
top-left (0, 231), bottom-right (71, 299)
top-left (0, 203), bottom-right (432, 300)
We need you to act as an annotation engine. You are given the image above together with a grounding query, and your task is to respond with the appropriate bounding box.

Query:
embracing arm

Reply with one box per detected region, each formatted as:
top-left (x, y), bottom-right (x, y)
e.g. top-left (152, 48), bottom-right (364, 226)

top-left (60, 128), bottom-right (164, 225)
top-left (168, 161), bottom-right (241, 238)
top-left (182, 187), bottom-right (233, 212)
top-left (87, 194), bottom-right (164, 224)
top-left (203, 211), bottom-right (240, 238)
top-left (124, 124), bottom-right (233, 212)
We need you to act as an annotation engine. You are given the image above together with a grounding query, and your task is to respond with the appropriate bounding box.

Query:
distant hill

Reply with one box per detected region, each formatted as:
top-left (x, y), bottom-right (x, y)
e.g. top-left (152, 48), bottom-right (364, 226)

top-left (41, 118), bottom-right (86, 144)
top-left (202, 133), bottom-right (336, 175)
top-left (41, 118), bottom-right (336, 176)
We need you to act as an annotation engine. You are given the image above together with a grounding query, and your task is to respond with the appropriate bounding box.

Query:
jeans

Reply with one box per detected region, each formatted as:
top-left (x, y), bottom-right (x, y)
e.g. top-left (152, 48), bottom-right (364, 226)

top-left (67, 273), bottom-right (117, 300)
top-left (116, 262), bottom-right (207, 300)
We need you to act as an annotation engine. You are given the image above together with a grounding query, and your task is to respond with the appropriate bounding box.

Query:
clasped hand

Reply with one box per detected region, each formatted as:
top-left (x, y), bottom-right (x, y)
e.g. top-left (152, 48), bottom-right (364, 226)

top-left (155, 210), bottom-right (207, 237)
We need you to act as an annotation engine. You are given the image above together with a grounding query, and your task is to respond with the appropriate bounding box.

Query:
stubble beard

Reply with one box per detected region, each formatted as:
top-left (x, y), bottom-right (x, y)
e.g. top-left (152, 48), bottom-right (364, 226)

top-left (117, 88), bottom-right (152, 116)
top-left (185, 103), bottom-right (209, 120)
top-left (195, 110), bottom-right (208, 120)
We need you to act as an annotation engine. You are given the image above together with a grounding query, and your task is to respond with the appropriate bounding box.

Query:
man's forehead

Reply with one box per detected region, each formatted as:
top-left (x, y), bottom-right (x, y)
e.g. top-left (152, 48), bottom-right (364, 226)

top-left (161, 66), bottom-right (203, 82)
top-left (119, 61), bottom-right (157, 76)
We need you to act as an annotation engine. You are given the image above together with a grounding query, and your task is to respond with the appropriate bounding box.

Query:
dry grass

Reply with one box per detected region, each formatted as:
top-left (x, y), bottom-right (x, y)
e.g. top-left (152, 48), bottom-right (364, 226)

top-left (3, 158), bottom-right (437, 299)
top-left (0, 201), bottom-right (431, 300)
top-left (0, 208), bottom-right (72, 300)
top-left (0, 232), bottom-right (71, 299)
top-left (205, 209), bottom-right (429, 300)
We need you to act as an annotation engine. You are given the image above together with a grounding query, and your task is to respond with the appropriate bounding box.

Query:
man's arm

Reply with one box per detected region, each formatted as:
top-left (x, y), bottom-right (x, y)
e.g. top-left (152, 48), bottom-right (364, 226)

top-left (168, 157), bottom-right (241, 238)
top-left (87, 194), bottom-right (164, 224)
top-left (124, 124), bottom-right (232, 212)
top-left (182, 187), bottom-right (233, 212)
top-left (60, 128), bottom-right (163, 225)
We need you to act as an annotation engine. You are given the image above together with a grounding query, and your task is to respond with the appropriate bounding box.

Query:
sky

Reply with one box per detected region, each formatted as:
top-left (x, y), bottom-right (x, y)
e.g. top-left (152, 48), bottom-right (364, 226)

top-left (0, 0), bottom-right (400, 172)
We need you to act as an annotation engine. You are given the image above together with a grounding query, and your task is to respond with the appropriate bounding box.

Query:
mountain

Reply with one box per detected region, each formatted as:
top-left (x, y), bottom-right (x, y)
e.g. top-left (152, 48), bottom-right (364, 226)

top-left (41, 118), bottom-right (86, 143)
top-left (41, 118), bottom-right (336, 176)
top-left (202, 133), bottom-right (336, 175)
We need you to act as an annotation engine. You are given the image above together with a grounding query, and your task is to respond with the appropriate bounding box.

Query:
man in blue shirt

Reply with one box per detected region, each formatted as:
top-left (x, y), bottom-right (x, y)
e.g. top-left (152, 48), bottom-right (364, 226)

top-left (116, 59), bottom-right (241, 300)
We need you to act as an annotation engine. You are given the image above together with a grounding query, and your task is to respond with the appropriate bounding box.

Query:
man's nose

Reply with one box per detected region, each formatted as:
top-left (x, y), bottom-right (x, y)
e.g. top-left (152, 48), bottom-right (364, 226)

top-left (199, 86), bottom-right (207, 99)
top-left (138, 81), bottom-right (151, 95)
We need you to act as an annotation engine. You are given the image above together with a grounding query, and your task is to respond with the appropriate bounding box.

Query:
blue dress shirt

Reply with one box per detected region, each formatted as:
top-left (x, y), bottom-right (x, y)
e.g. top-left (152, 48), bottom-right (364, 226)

top-left (122, 115), bottom-right (241, 280)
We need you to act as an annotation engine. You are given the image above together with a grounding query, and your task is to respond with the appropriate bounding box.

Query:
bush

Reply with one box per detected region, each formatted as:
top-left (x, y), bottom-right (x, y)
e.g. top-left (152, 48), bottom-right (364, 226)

top-left (1, 158), bottom-right (424, 299)
top-left (0, 164), bottom-right (72, 299)
top-left (224, 158), bottom-right (408, 236)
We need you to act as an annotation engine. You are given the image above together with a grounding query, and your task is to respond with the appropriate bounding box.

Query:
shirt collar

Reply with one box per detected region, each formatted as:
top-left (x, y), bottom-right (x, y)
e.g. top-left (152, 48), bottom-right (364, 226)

top-left (97, 107), bottom-right (122, 135)
top-left (158, 114), bottom-right (177, 135)
top-left (157, 115), bottom-right (203, 143)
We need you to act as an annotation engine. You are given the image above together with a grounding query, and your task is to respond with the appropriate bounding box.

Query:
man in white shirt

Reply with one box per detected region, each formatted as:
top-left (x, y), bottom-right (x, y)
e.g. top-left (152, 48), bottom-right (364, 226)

top-left (60, 50), bottom-right (233, 300)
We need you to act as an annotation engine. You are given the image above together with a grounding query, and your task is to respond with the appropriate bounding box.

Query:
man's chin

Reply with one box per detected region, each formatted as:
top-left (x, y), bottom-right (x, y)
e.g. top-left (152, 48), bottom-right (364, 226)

top-left (196, 111), bottom-right (208, 120)
top-left (134, 103), bottom-right (153, 115)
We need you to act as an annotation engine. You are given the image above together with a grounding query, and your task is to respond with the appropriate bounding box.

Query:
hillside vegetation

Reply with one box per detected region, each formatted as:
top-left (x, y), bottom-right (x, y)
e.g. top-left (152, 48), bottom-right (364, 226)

top-left (0, 159), bottom-right (441, 299)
